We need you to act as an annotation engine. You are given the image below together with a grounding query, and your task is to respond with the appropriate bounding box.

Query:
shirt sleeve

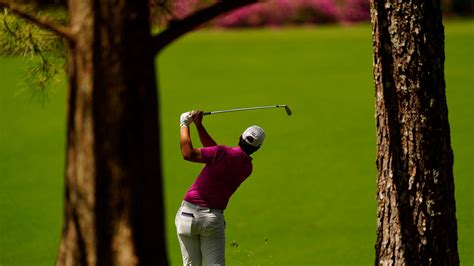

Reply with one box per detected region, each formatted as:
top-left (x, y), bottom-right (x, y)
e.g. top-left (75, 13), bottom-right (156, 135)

top-left (200, 145), bottom-right (226, 164)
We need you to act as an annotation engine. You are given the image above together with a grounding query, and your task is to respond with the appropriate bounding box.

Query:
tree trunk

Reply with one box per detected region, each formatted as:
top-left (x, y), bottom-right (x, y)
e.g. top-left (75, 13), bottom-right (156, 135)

top-left (370, 0), bottom-right (459, 264)
top-left (57, 0), bottom-right (167, 265)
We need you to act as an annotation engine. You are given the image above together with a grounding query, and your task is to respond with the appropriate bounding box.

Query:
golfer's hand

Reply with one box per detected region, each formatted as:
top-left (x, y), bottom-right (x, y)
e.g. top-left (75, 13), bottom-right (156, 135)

top-left (193, 110), bottom-right (204, 126)
top-left (180, 112), bottom-right (193, 127)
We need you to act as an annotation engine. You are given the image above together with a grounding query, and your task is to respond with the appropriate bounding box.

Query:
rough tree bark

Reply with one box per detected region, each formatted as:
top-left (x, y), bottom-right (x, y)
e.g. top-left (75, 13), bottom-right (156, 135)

top-left (370, 0), bottom-right (459, 264)
top-left (56, 0), bottom-right (166, 265)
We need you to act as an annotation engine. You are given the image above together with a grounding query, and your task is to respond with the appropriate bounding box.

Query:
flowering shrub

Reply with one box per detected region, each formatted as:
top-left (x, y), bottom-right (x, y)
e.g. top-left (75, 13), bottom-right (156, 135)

top-left (217, 0), bottom-right (294, 27)
top-left (218, 0), bottom-right (371, 27)
top-left (217, 0), bottom-right (340, 27)
top-left (217, 3), bottom-right (267, 27)
top-left (292, 0), bottom-right (339, 24)
top-left (338, 0), bottom-right (371, 23)
top-left (160, 0), bottom-right (371, 28)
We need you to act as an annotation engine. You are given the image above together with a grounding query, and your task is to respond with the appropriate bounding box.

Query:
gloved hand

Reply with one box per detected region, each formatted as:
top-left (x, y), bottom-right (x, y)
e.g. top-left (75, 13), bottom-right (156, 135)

top-left (192, 110), bottom-right (203, 126)
top-left (180, 111), bottom-right (193, 127)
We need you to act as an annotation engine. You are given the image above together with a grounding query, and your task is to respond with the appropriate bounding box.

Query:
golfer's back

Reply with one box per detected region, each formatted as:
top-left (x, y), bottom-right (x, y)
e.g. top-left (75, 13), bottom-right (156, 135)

top-left (184, 145), bottom-right (252, 210)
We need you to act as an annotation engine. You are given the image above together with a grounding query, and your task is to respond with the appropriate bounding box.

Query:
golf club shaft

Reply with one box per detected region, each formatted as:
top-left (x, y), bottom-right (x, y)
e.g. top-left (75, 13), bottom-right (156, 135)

top-left (203, 105), bottom-right (288, 116)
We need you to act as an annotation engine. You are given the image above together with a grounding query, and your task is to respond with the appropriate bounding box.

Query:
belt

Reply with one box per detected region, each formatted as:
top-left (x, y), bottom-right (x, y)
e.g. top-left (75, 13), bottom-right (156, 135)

top-left (182, 201), bottom-right (224, 214)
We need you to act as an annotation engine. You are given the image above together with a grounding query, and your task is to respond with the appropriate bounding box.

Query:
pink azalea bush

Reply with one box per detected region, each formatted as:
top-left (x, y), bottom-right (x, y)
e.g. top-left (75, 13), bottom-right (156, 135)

top-left (217, 0), bottom-right (340, 27)
top-left (217, 0), bottom-right (295, 27)
top-left (338, 0), bottom-right (371, 23)
top-left (291, 0), bottom-right (339, 24)
top-left (161, 0), bottom-right (371, 28)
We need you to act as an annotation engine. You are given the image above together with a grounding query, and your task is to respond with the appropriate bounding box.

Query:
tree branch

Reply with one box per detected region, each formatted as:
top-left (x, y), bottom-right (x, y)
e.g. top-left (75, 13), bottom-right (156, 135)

top-left (0, 0), bottom-right (74, 41)
top-left (152, 0), bottom-right (258, 55)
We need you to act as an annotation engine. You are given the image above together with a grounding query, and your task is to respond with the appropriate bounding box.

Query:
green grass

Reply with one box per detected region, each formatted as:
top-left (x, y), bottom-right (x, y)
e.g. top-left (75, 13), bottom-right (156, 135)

top-left (1, 19), bottom-right (473, 265)
top-left (0, 58), bottom-right (66, 265)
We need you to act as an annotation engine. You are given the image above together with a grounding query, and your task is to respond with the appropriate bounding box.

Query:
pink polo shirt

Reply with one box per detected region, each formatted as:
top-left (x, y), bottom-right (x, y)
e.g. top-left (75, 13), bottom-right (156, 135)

top-left (184, 145), bottom-right (253, 210)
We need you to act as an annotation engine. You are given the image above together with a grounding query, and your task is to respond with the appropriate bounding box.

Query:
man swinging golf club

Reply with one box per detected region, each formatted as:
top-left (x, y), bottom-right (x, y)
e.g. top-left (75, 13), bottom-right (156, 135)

top-left (176, 110), bottom-right (265, 266)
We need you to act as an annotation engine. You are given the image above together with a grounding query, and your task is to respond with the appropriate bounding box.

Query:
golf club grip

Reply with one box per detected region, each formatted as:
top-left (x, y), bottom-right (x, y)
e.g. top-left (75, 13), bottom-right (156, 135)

top-left (203, 112), bottom-right (212, 116)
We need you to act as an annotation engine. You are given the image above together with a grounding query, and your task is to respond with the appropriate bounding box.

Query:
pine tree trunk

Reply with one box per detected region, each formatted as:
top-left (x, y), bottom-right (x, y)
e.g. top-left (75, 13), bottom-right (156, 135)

top-left (57, 0), bottom-right (167, 265)
top-left (370, 0), bottom-right (459, 265)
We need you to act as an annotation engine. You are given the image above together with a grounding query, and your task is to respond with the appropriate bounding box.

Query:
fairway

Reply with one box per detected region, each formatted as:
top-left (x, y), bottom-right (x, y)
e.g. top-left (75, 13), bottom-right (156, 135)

top-left (1, 20), bottom-right (473, 265)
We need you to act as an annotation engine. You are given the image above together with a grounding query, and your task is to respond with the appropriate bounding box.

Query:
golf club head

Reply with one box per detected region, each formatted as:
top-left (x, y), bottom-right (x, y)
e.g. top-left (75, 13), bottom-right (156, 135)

top-left (284, 105), bottom-right (292, 116)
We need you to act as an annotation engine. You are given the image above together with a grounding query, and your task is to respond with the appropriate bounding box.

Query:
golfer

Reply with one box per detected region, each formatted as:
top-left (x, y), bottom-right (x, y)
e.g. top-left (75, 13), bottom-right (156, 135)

top-left (176, 110), bottom-right (265, 266)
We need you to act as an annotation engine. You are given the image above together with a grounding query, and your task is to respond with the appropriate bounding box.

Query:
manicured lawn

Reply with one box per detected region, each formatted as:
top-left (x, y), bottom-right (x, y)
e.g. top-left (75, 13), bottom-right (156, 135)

top-left (0, 19), bottom-right (472, 265)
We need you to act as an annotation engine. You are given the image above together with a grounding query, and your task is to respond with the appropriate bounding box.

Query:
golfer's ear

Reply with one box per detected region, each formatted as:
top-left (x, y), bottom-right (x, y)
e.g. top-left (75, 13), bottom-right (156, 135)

top-left (183, 148), bottom-right (204, 163)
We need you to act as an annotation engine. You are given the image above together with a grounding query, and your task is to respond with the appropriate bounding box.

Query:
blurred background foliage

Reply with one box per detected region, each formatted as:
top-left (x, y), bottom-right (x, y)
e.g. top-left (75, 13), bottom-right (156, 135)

top-left (160, 0), bottom-right (472, 28)
top-left (0, 0), bottom-right (472, 95)
top-left (8, 0), bottom-right (471, 28)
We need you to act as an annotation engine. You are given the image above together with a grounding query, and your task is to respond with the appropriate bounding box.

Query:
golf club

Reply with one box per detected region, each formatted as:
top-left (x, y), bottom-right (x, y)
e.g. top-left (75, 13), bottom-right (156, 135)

top-left (203, 105), bottom-right (292, 116)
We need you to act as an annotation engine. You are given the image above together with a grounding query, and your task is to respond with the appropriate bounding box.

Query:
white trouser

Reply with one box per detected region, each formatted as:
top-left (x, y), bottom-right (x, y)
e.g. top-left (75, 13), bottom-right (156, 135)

top-left (176, 201), bottom-right (226, 266)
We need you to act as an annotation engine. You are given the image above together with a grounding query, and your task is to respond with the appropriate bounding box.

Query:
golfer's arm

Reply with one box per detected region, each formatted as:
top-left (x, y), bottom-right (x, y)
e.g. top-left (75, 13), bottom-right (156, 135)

top-left (180, 126), bottom-right (203, 163)
top-left (195, 123), bottom-right (217, 147)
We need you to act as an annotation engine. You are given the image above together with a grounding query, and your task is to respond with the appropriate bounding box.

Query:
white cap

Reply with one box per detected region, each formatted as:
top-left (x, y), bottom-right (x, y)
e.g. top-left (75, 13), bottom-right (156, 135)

top-left (241, 125), bottom-right (265, 147)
